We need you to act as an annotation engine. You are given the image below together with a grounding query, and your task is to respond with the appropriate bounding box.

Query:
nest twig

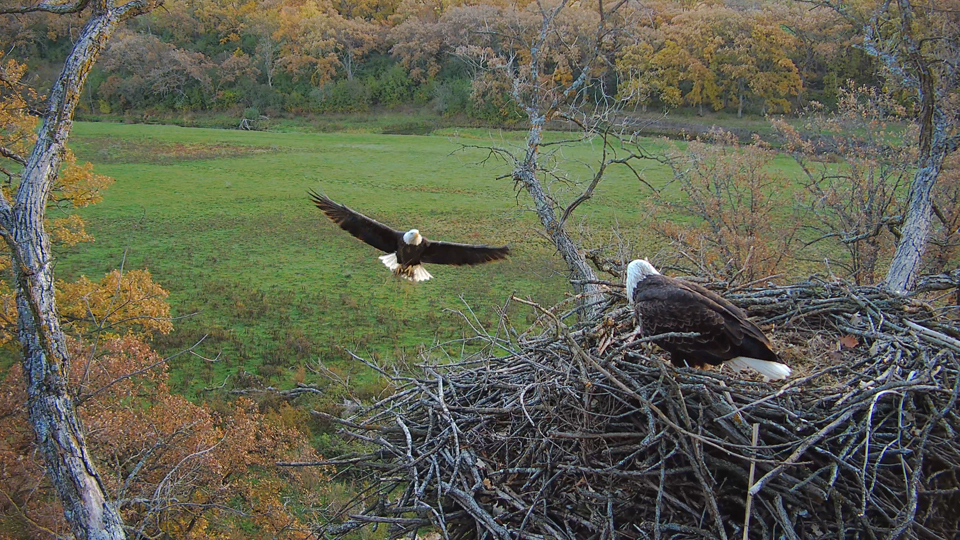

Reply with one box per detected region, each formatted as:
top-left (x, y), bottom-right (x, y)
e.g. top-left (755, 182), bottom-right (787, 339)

top-left (313, 278), bottom-right (960, 539)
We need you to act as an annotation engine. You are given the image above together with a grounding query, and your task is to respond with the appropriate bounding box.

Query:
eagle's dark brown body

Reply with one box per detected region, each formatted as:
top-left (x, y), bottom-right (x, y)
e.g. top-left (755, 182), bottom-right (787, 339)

top-left (632, 274), bottom-right (779, 368)
top-left (626, 259), bottom-right (791, 379)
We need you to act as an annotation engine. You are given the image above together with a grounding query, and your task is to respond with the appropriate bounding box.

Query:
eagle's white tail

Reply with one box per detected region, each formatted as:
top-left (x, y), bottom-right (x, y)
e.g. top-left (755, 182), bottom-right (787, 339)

top-left (378, 254), bottom-right (433, 282)
top-left (410, 265), bottom-right (432, 282)
top-left (725, 357), bottom-right (792, 381)
top-left (379, 253), bottom-right (400, 270)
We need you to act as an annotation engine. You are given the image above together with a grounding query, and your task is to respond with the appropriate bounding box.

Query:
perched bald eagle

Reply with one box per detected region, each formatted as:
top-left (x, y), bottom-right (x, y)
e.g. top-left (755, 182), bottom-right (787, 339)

top-left (309, 191), bottom-right (510, 282)
top-left (625, 259), bottom-right (791, 380)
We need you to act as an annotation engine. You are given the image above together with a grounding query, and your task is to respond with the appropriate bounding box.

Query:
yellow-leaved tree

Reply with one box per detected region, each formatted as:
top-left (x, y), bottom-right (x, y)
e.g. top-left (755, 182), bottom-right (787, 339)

top-left (617, 3), bottom-right (801, 117)
top-left (0, 56), bottom-right (36, 174)
top-left (0, 56), bottom-right (148, 347)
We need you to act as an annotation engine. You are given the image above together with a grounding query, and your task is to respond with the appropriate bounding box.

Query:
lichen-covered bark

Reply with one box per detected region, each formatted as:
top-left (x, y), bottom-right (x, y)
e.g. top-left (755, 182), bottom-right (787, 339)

top-left (884, 142), bottom-right (949, 293)
top-left (838, 0), bottom-right (960, 294)
top-left (6, 10), bottom-right (128, 539)
top-left (0, 0), bottom-right (162, 537)
top-left (507, 0), bottom-right (607, 315)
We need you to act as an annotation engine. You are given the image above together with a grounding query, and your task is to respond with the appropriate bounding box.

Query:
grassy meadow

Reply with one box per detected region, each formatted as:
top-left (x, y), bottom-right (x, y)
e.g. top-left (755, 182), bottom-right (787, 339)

top-left (60, 122), bottom-right (689, 399)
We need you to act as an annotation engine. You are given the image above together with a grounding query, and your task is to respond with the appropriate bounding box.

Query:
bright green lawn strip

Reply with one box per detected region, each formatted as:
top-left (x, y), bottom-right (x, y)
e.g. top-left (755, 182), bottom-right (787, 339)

top-left (59, 122), bottom-right (816, 398)
top-left (62, 124), bottom-right (589, 396)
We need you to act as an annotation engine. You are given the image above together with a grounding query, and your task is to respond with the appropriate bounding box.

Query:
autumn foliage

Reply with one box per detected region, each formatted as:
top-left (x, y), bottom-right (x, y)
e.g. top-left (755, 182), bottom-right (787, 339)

top-left (1, 52), bottom-right (324, 537)
top-left (0, 56), bottom-right (127, 345)
top-left (1, 0), bottom-right (876, 119)
top-left (0, 335), bottom-right (324, 538)
top-left (56, 269), bottom-right (174, 339)
top-left (0, 57), bottom-right (139, 348)
top-left (618, 3), bottom-right (804, 116)
top-left (0, 56), bottom-right (36, 173)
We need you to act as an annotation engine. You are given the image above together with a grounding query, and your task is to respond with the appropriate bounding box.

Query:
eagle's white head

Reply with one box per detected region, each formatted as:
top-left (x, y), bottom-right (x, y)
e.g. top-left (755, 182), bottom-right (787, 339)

top-left (403, 229), bottom-right (423, 246)
top-left (626, 259), bottom-right (660, 303)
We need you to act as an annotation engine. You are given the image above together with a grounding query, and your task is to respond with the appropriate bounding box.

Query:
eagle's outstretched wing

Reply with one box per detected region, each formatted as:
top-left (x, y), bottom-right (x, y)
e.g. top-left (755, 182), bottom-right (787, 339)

top-left (309, 191), bottom-right (402, 254)
top-left (420, 240), bottom-right (510, 266)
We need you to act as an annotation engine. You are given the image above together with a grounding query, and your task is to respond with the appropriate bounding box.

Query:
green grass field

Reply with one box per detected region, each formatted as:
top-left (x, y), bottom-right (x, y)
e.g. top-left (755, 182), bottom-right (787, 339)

top-left (61, 122), bottom-right (689, 397)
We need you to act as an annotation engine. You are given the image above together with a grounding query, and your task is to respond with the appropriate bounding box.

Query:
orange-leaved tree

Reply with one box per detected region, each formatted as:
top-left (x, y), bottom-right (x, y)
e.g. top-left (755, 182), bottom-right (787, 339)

top-left (0, 0), bottom-right (167, 532)
top-left (1, 54), bottom-right (324, 538)
top-left (644, 129), bottom-right (802, 284)
top-left (1, 334), bottom-right (325, 538)
top-left (0, 55), bottom-right (36, 178)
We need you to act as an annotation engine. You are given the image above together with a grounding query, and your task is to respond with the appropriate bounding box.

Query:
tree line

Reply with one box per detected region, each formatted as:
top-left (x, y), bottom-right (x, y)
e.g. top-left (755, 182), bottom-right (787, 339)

top-left (4, 0), bottom-right (878, 122)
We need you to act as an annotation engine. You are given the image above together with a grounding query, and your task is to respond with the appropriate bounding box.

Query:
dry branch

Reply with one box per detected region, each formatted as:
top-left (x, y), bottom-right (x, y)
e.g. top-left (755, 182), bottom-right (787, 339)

top-left (318, 279), bottom-right (960, 539)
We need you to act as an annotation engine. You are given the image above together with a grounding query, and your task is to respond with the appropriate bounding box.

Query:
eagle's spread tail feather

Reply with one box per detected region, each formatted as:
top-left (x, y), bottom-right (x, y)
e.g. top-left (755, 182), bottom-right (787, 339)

top-left (396, 265), bottom-right (432, 282)
top-left (379, 254), bottom-right (433, 281)
top-left (725, 357), bottom-right (792, 381)
top-left (379, 253), bottom-right (400, 271)
top-left (411, 265), bottom-right (432, 282)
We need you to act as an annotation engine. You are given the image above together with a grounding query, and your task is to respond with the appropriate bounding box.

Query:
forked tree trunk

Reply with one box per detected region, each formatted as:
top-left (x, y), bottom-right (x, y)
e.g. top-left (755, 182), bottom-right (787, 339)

top-left (0, 0), bottom-right (160, 536)
top-left (514, 115), bottom-right (604, 314)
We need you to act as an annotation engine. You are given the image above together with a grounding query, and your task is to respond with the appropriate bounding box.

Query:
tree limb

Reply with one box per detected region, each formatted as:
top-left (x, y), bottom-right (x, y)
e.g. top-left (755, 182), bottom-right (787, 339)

top-left (559, 130), bottom-right (610, 227)
top-left (0, 145), bottom-right (27, 166)
top-left (913, 268), bottom-right (960, 294)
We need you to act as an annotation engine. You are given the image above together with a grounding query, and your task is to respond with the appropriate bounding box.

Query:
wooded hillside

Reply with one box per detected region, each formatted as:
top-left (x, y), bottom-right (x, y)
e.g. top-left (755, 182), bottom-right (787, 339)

top-left (4, 0), bottom-right (876, 121)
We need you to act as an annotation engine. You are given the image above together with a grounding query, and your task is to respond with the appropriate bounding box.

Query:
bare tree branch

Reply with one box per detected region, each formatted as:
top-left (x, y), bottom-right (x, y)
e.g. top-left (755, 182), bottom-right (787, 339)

top-left (319, 280), bottom-right (960, 538)
top-left (0, 145), bottom-right (26, 166)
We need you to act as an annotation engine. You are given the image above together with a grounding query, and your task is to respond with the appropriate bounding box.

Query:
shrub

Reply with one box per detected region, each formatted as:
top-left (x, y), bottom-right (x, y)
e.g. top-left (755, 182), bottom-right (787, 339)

top-left (315, 79), bottom-right (373, 112)
top-left (430, 78), bottom-right (472, 116)
top-left (372, 64), bottom-right (414, 107)
top-left (645, 129), bottom-right (802, 283)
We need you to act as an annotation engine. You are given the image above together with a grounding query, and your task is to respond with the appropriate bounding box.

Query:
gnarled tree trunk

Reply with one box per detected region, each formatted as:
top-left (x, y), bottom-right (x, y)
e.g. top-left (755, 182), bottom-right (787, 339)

top-left (514, 114), bottom-right (604, 313)
top-left (0, 0), bottom-right (163, 537)
top-left (884, 140), bottom-right (950, 293)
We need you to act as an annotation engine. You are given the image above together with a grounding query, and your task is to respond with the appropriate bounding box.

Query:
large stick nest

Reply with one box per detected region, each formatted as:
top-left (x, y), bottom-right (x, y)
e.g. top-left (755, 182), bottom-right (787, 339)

top-left (319, 279), bottom-right (960, 539)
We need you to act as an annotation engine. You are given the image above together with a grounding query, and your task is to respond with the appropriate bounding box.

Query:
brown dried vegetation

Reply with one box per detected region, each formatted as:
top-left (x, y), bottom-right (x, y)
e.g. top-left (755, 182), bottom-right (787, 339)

top-left (645, 129), bottom-right (802, 284)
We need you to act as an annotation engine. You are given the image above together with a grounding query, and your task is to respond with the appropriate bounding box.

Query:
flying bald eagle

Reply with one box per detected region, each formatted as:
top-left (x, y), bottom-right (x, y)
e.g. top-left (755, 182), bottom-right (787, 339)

top-left (625, 259), bottom-right (791, 380)
top-left (309, 191), bottom-right (510, 282)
